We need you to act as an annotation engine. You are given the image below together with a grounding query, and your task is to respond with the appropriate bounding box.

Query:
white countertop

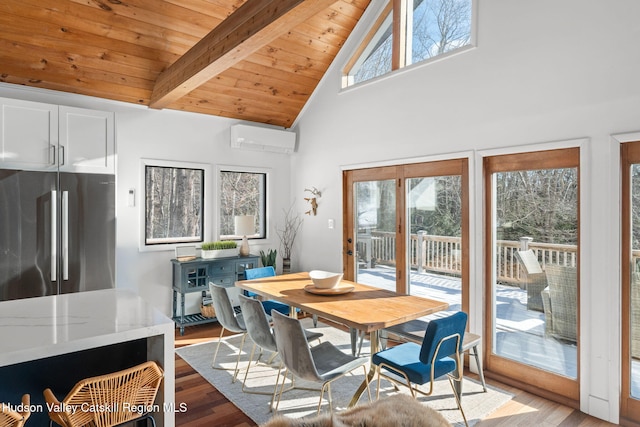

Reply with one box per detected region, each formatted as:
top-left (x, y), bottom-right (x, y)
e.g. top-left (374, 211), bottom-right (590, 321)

top-left (0, 288), bottom-right (175, 367)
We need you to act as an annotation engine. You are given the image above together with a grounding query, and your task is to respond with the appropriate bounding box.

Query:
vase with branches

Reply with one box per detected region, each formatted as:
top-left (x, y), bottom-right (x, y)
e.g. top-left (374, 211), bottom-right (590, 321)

top-left (276, 204), bottom-right (303, 274)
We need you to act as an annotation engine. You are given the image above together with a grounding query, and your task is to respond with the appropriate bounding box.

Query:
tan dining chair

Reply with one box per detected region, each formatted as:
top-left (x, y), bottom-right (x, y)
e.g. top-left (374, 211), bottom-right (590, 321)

top-left (0, 394), bottom-right (30, 427)
top-left (43, 361), bottom-right (164, 427)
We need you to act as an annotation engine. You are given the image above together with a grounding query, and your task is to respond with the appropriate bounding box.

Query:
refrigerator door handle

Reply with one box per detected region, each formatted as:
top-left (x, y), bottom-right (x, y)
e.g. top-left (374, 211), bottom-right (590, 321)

top-left (62, 191), bottom-right (69, 281)
top-left (51, 190), bottom-right (57, 282)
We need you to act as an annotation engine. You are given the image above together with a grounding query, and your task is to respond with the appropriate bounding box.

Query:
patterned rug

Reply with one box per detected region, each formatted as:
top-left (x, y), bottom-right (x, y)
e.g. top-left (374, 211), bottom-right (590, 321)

top-left (176, 319), bottom-right (513, 426)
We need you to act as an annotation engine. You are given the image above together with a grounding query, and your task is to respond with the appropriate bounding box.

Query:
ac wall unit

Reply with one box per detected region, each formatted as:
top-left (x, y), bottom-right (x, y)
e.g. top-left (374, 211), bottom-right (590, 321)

top-left (230, 124), bottom-right (296, 154)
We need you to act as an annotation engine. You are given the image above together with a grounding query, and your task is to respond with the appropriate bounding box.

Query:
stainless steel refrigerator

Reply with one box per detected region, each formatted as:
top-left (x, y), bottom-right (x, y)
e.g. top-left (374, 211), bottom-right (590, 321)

top-left (0, 169), bottom-right (115, 301)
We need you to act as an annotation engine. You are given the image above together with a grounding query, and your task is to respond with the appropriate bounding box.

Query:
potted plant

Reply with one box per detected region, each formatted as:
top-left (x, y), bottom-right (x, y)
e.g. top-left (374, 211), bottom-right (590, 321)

top-left (260, 249), bottom-right (277, 268)
top-left (276, 205), bottom-right (303, 274)
top-left (201, 240), bottom-right (238, 259)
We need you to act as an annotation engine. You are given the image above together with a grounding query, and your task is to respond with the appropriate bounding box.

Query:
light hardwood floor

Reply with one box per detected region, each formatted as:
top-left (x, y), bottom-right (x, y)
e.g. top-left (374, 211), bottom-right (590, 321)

top-left (174, 322), bottom-right (617, 427)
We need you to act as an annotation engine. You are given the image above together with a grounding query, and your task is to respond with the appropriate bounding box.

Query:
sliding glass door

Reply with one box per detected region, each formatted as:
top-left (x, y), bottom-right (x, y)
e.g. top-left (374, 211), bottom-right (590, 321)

top-left (343, 159), bottom-right (468, 317)
top-left (484, 148), bottom-right (580, 403)
top-left (621, 141), bottom-right (640, 424)
top-left (344, 166), bottom-right (399, 291)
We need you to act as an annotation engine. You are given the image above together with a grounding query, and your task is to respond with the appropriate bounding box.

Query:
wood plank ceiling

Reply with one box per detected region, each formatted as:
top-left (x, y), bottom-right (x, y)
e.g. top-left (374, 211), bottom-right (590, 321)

top-left (0, 0), bottom-right (371, 128)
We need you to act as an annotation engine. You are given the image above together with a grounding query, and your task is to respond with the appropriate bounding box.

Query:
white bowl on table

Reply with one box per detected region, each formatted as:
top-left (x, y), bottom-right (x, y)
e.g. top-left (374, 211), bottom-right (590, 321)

top-left (309, 270), bottom-right (344, 289)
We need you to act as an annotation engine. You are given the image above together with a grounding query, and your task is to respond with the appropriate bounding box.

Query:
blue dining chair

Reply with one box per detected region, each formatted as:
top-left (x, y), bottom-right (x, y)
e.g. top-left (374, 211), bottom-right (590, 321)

top-left (244, 266), bottom-right (290, 316)
top-left (372, 311), bottom-right (469, 426)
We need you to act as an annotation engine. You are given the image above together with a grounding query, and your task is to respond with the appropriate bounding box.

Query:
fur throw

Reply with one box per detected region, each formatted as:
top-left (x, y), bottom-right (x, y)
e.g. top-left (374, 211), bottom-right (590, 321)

top-left (260, 394), bottom-right (452, 427)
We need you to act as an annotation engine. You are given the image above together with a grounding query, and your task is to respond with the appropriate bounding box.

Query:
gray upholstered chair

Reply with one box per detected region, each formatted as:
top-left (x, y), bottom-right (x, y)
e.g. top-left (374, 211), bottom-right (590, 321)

top-left (238, 294), bottom-right (323, 404)
top-left (632, 273), bottom-right (640, 359)
top-left (270, 310), bottom-right (372, 414)
top-left (210, 283), bottom-right (248, 383)
top-left (541, 265), bottom-right (577, 342)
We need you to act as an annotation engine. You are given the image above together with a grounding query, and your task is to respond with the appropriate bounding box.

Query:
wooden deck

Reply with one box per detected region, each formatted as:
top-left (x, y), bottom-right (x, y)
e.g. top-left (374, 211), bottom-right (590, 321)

top-left (357, 267), bottom-right (639, 395)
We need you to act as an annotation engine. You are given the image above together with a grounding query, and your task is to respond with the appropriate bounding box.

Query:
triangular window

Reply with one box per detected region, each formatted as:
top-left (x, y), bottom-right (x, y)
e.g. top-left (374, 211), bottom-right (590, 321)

top-left (343, 0), bottom-right (473, 87)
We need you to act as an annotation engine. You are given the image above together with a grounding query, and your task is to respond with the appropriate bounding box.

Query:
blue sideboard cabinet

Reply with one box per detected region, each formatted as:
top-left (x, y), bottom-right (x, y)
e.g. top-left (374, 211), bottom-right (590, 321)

top-left (171, 255), bottom-right (259, 335)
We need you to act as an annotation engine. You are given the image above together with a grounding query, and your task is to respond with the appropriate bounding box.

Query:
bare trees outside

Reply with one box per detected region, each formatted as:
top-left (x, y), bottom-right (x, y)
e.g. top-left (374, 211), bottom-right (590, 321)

top-left (145, 165), bottom-right (204, 244)
top-left (219, 171), bottom-right (266, 238)
top-left (349, 0), bottom-right (471, 86)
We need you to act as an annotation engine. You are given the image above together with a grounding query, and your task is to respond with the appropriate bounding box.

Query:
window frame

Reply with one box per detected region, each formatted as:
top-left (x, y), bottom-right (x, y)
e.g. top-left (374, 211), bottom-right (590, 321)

top-left (342, 0), bottom-right (477, 88)
top-left (215, 164), bottom-right (273, 243)
top-left (482, 144), bottom-right (582, 404)
top-left (139, 158), bottom-right (212, 252)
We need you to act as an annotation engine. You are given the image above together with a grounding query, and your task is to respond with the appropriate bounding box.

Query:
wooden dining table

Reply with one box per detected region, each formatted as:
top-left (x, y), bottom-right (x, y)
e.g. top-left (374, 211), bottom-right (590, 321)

top-left (235, 271), bottom-right (449, 406)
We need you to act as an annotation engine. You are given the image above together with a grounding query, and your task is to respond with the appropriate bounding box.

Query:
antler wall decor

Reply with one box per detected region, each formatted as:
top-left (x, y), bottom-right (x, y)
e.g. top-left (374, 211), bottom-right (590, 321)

top-left (304, 186), bottom-right (321, 216)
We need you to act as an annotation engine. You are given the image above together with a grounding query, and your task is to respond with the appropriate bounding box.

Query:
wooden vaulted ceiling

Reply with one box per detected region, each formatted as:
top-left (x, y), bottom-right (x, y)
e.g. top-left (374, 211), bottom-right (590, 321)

top-left (0, 0), bottom-right (371, 128)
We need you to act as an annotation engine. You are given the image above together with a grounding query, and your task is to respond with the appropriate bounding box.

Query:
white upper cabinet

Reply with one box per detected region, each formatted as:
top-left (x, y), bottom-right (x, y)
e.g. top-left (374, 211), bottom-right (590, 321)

top-left (59, 106), bottom-right (114, 174)
top-left (0, 97), bottom-right (115, 174)
top-left (0, 97), bottom-right (58, 170)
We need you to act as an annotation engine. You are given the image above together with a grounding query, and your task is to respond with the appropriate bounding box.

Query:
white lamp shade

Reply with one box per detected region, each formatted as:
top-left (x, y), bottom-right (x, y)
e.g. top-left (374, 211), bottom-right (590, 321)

top-left (234, 215), bottom-right (255, 236)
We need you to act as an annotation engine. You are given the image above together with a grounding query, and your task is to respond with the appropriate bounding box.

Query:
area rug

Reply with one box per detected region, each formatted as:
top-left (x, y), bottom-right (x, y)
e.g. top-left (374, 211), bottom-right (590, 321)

top-left (175, 320), bottom-right (513, 426)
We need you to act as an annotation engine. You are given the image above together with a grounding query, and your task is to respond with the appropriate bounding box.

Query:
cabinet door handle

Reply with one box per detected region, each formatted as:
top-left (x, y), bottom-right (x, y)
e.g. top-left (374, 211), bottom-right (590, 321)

top-left (50, 145), bottom-right (56, 165)
top-left (59, 145), bottom-right (65, 166)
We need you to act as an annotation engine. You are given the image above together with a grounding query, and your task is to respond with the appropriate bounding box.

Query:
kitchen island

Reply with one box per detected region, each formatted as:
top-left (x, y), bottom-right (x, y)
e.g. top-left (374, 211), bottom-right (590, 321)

top-left (0, 288), bottom-right (175, 427)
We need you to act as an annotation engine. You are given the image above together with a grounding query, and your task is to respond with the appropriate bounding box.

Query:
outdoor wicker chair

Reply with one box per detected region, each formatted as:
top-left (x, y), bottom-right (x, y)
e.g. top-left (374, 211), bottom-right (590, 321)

top-left (0, 394), bottom-right (30, 427)
top-left (631, 273), bottom-right (640, 359)
top-left (44, 361), bottom-right (164, 427)
top-left (541, 265), bottom-right (577, 343)
top-left (515, 249), bottom-right (547, 312)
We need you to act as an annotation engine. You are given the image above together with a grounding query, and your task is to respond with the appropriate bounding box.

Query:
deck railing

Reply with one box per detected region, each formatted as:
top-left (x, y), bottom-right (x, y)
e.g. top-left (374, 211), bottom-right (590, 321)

top-left (356, 231), bottom-right (583, 284)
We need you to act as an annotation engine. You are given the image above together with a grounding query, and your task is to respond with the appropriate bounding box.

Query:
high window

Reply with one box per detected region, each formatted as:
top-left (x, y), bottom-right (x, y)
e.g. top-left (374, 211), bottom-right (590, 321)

top-left (343, 0), bottom-right (473, 87)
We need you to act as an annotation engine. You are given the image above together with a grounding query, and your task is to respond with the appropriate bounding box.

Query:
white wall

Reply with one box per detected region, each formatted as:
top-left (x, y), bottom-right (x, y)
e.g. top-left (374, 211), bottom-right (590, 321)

top-left (0, 83), bottom-right (294, 317)
top-left (292, 0), bottom-right (640, 422)
top-left (2, 0), bottom-right (637, 420)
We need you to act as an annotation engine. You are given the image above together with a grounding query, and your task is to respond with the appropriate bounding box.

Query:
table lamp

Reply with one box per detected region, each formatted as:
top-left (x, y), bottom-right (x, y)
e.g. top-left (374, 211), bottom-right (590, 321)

top-left (235, 215), bottom-right (255, 256)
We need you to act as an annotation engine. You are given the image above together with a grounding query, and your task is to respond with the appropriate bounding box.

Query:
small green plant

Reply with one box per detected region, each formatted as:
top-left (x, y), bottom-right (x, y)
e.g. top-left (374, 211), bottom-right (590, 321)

top-left (201, 240), bottom-right (237, 251)
top-left (260, 249), bottom-right (277, 267)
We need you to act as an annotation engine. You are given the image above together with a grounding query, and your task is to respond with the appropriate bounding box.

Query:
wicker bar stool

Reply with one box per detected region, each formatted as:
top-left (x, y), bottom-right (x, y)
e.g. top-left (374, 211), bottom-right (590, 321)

top-left (43, 361), bottom-right (164, 427)
top-left (0, 394), bottom-right (30, 427)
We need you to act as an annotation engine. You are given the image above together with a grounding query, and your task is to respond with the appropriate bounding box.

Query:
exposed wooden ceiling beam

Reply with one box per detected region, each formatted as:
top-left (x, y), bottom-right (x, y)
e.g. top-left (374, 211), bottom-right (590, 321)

top-left (150, 0), bottom-right (337, 110)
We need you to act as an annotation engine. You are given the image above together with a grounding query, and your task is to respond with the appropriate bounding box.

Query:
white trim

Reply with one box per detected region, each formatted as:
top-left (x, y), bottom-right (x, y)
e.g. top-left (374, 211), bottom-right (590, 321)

top-left (612, 131), bottom-right (640, 144)
top-left (341, 149), bottom-right (474, 171)
top-left (476, 137), bottom-right (590, 409)
top-left (475, 137), bottom-right (589, 158)
top-left (604, 131), bottom-right (640, 423)
top-left (138, 158), bottom-right (212, 253)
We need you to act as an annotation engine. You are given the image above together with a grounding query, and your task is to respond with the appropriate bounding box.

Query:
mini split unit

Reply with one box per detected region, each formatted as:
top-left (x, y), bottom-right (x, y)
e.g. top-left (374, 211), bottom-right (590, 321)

top-left (230, 124), bottom-right (296, 154)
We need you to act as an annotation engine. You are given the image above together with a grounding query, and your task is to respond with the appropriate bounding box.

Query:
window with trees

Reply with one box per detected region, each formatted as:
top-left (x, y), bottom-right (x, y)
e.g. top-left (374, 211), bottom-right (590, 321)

top-left (219, 169), bottom-right (267, 240)
top-left (144, 161), bottom-right (206, 246)
top-left (343, 0), bottom-right (473, 87)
